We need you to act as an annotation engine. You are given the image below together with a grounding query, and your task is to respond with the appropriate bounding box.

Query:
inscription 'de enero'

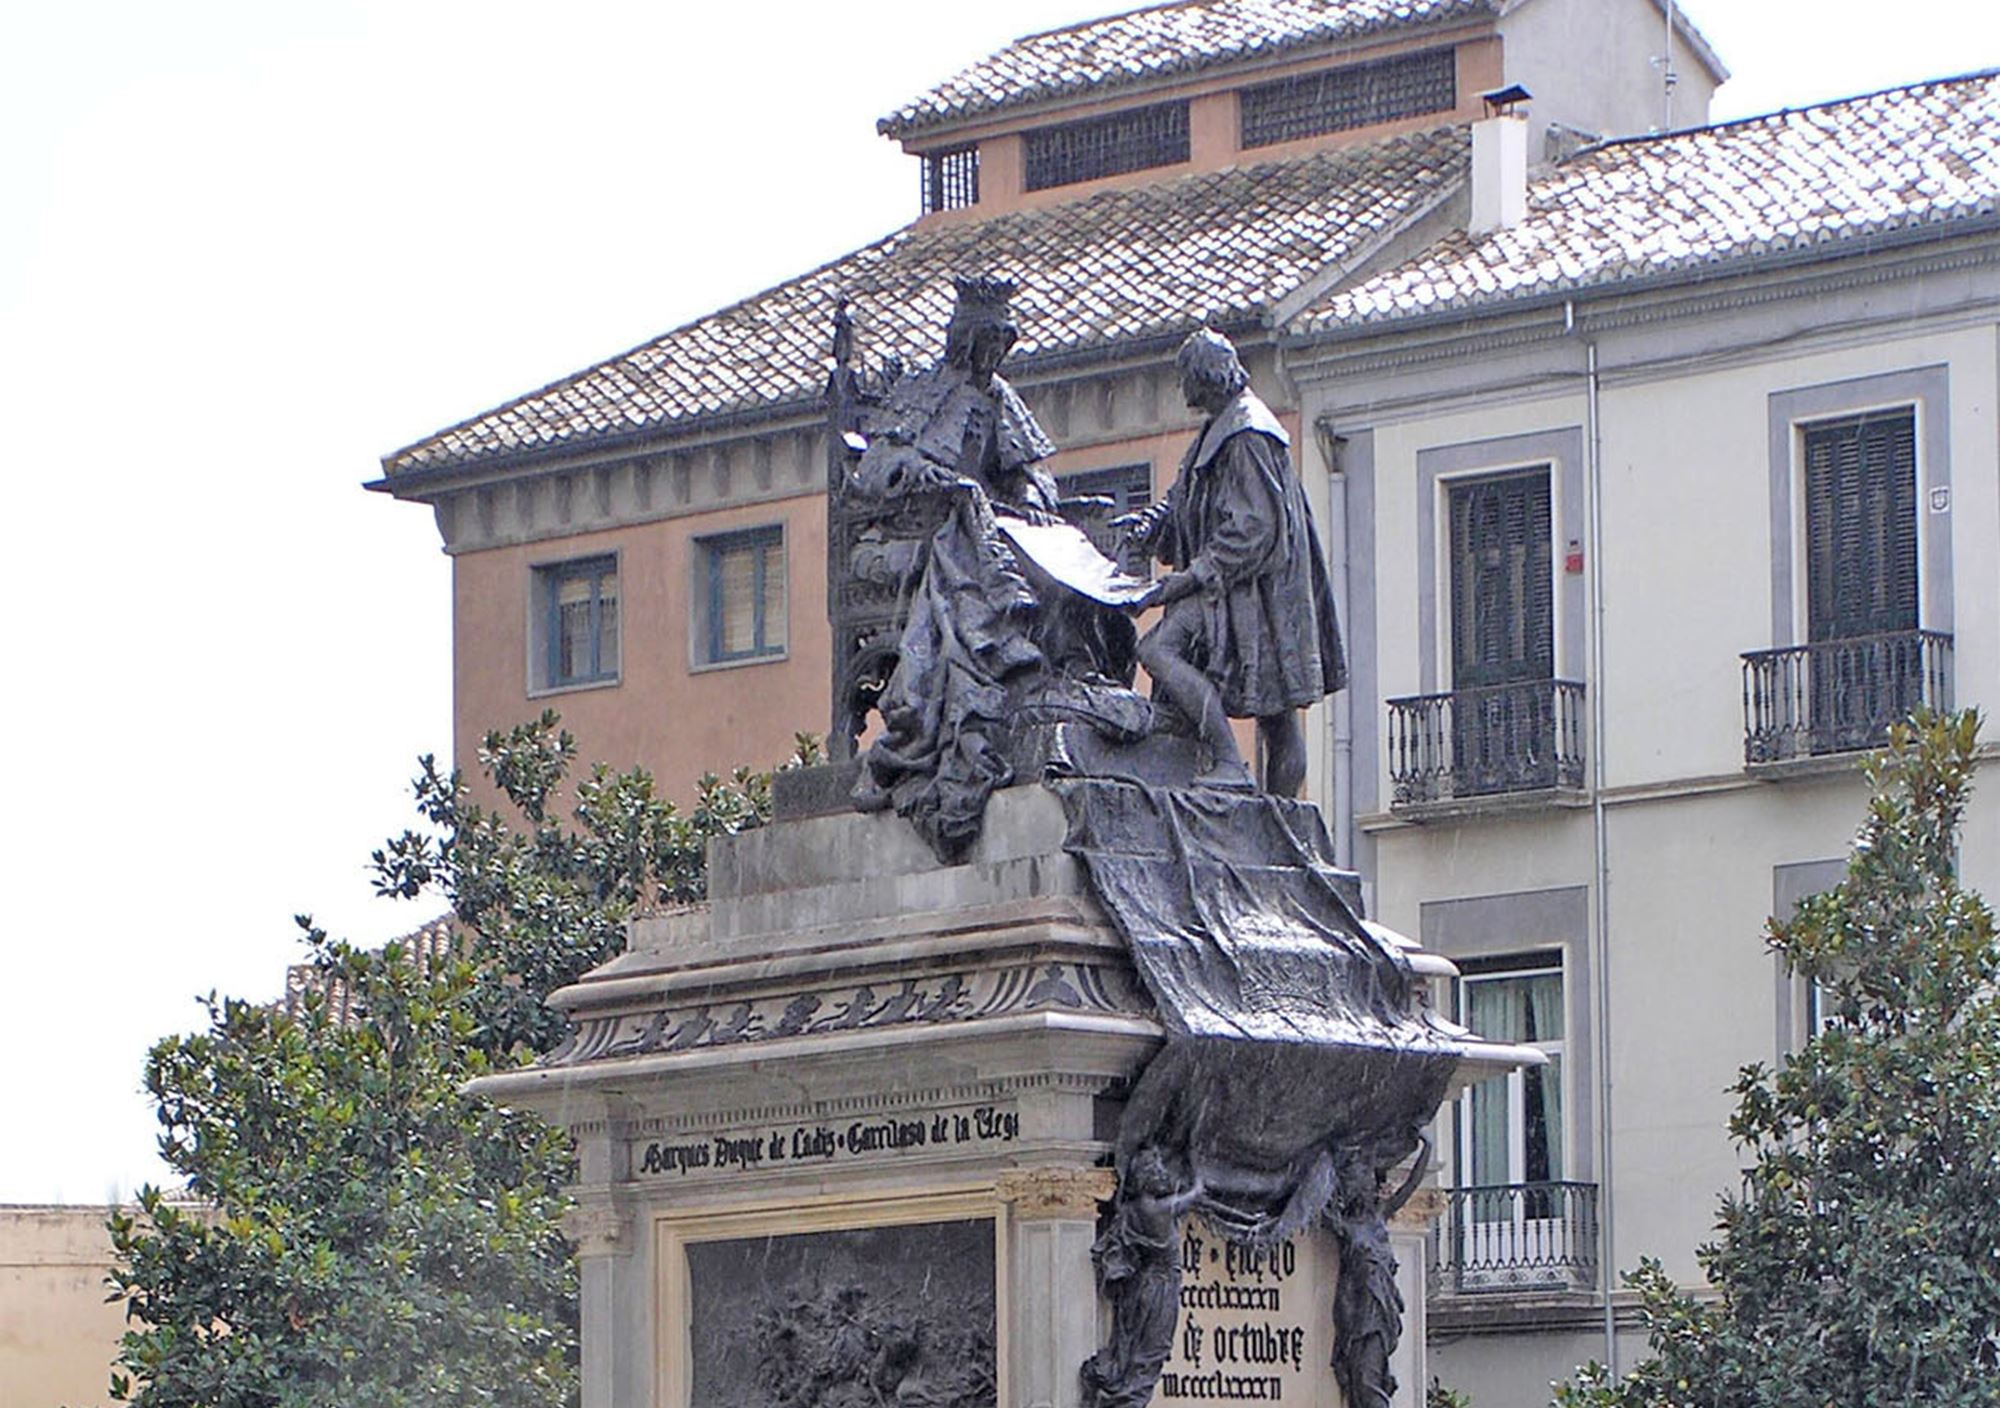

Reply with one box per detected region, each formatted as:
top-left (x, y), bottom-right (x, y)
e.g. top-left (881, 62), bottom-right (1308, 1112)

top-left (635, 1105), bottom-right (1020, 1177)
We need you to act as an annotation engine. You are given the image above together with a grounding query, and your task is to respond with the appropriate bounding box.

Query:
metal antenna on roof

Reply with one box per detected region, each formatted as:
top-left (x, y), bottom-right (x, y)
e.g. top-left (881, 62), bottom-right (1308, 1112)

top-left (1657, 0), bottom-right (1682, 132)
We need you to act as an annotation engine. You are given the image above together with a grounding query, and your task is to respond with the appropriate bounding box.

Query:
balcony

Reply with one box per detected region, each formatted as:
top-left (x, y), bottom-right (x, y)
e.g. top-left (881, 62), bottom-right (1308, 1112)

top-left (1387, 680), bottom-right (1587, 810)
top-left (1742, 631), bottom-right (1953, 767)
top-left (1430, 1181), bottom-right (1600, 1297)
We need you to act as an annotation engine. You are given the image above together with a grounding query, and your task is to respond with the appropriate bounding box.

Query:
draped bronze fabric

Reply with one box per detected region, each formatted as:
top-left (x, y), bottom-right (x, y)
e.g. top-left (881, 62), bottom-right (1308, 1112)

top-left (1060, 779), bottom-right (1457, 1408)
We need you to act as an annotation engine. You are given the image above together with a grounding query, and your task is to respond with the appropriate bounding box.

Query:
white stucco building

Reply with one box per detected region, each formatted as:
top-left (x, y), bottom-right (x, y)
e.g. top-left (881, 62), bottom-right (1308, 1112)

top-left (1285, 70), bottom-right (2000, 1404)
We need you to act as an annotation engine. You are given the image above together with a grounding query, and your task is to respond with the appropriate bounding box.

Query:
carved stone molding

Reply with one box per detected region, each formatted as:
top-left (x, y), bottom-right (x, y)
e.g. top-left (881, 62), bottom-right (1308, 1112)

top-left (996, 1166), bottom-right (1117, 1220)
top-left (545, 958), bottom-right (1148, 1069)
top-left (1389, 1185), bottom-right (1447, 1231)
top-left (563, 1198), bottom-right (635, 1259)
top-left (618, 1070), bottom-right (1120, 1142)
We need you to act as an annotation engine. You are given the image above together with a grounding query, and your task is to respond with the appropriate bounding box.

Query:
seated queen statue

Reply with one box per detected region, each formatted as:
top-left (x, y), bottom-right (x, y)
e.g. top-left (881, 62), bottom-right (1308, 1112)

top-left (845, 276), bottom-right (1148, 860)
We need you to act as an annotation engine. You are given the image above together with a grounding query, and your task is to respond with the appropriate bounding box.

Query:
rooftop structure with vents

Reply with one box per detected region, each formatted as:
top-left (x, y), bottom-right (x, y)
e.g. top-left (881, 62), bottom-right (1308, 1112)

top-left (880, 0), bottom-right (1724, 221)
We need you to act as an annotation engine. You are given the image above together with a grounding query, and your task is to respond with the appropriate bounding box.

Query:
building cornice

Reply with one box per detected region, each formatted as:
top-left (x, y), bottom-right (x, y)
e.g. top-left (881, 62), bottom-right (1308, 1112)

top-left (372, 318), bottom-right (1274, 505)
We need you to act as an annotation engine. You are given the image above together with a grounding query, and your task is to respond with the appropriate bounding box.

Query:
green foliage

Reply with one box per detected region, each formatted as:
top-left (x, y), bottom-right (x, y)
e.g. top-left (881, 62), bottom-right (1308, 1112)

top-left (1428, 1380), bottom-right (1474, 1408)
top-left (107, 936), bottom-right (575, 1408)
top-left (1555, 710), bottom-right (1999, 1408)
top-left (370, 712), bottom-right (804, 1057)
top-left (109, 714), bottom-right (816, 1407)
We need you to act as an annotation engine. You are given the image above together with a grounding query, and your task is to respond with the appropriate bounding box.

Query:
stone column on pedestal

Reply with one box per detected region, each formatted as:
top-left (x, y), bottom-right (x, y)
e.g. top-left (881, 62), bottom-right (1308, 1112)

top-left (562, 1109), bottom-right (640, 1408)
top-left (1388, 1186), bottom-right (1446, 1408)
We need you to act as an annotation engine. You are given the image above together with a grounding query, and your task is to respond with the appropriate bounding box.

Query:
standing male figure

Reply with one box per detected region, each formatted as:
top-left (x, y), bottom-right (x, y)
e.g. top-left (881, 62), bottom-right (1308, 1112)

top-left (1119, 329), bottom-right (1345, 794)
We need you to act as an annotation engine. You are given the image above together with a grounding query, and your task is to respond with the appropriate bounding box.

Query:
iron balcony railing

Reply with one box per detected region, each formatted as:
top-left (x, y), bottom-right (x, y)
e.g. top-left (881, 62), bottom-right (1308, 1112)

top-left (1742, 630), bottom-right (1953, 766)
top-left (1431, 1181), bottom-right (1600, 1296)
top-left (1387, 679), bottom-right (1587, 805)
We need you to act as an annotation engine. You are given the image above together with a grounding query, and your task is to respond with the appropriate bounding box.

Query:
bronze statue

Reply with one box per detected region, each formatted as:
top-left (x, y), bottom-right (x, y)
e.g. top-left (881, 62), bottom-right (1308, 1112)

top-left (1118, 329), bottom-right (1346, 795)
top-left (814, 296), bottom-right (1482, 1408)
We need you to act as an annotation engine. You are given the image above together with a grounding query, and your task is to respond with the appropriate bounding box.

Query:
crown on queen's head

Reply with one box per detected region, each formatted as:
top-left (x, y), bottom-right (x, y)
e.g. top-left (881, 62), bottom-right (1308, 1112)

top-left (952, 274), bottom-right (1018, 314)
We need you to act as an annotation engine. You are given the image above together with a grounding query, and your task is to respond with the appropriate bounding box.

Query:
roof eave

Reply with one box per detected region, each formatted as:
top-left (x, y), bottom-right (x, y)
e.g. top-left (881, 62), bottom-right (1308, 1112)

top-left (371, 315), bottom-right (1287, 491)
top-left (1281, 208), bottom-right (2000, 350)
top-left (368, 389), bottom-right (836, 497)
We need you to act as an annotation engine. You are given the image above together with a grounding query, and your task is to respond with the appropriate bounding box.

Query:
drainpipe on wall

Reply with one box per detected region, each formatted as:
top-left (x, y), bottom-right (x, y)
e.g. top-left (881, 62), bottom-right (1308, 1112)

top-left (1315, 417), bottom-right (1354, 871)
top-left (1580, 312), bottom-right (1620, 1375)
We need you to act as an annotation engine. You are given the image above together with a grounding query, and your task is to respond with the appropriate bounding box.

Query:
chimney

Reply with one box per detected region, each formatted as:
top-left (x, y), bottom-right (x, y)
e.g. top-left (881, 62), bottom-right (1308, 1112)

top-left (1471, 85), bottom-right (1531, 236)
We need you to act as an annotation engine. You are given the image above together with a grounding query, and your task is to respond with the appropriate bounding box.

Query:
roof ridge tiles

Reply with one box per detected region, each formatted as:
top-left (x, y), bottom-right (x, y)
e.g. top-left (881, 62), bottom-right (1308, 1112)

top-left (1009, 0), bottom-right (1213, 47)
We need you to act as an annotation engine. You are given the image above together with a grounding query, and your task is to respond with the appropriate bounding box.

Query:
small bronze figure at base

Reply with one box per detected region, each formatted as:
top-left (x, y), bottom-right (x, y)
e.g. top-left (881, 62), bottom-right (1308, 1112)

top-left (1080, 1148), bottom-right (1206, 1408)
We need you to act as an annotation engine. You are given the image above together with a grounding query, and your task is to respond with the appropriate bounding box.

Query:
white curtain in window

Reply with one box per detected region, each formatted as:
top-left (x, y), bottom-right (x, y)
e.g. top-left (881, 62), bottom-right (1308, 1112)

top-left (557, 576), bottom-right (594, 678)
top-left (1463, 971), bottom-right (1564, 1189)
top-left (597, 580), bottom-right (619, 674)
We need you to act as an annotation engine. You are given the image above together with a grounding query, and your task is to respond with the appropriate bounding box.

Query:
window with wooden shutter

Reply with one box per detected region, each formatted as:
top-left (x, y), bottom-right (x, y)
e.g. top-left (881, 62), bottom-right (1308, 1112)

top-left (1803, 411), bottom-right (1917, 643)
top-left (1442, 470), bottom-right (1558, 796)
top-left (1450, 470), bottom-right (1554, 689)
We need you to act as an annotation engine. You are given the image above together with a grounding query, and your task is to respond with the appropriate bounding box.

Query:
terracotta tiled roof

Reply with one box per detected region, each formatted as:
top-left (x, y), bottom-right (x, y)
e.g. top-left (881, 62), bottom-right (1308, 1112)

top-left (879, 0), bottom-right (1500, 139)
top-left (284, 916), bottom-right (461, 1024)
top-left (1296, 71), bottom-right (2000, 333)
top-left (384, 126), bottom-right (1469, 476)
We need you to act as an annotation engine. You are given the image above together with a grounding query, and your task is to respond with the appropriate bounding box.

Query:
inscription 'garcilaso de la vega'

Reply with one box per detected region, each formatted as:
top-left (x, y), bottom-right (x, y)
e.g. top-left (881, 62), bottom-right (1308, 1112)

top-left (635, 1105), bottom-right (1020, 1177)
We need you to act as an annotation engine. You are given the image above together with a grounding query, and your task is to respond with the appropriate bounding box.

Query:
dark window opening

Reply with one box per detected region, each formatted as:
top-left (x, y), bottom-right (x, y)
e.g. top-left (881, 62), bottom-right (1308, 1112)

top-left (1442, 468), bottom-right (1565, 798)
top-left (922, 145), bottom-right (980, 213)
top-left (1451, 469), bottom-right (1553, 691)
top-left (1240, 47), bottom-right (1457, 149)
top-left (1387, 468), bottom-right (1583, 805)
top-left (1025, 101), bottom-right (1190, 191)
top-left (1056, 463), bottom-right (1153, 516)
top-left (1057, 463), bottom-right (1155, 566)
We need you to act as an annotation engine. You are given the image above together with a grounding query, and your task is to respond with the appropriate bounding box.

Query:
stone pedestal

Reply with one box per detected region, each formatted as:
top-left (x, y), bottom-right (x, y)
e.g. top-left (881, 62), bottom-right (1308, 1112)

top-left (478, 787), bottom-right (1156, 1408)
top-left (473, 782), bottom-right (1529, 1408)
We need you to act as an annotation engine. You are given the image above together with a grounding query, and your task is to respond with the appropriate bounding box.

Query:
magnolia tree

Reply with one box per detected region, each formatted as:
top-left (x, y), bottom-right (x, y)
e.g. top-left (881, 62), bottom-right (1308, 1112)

top-left (1558, 709), bottom-right (1998, 1408)
top-left (108, 714), bottom-right (813, 1408)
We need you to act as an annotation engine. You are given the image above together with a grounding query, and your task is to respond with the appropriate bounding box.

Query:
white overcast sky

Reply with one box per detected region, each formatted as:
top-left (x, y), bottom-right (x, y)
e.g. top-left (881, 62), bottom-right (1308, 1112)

top-left (2, 1), bottom-right (1995, 1202)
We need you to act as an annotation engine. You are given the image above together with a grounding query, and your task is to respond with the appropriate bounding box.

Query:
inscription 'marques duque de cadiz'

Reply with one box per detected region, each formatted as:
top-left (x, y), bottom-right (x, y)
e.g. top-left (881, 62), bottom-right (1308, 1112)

top-left (636, 1106), bottom-right (1021, 1178)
